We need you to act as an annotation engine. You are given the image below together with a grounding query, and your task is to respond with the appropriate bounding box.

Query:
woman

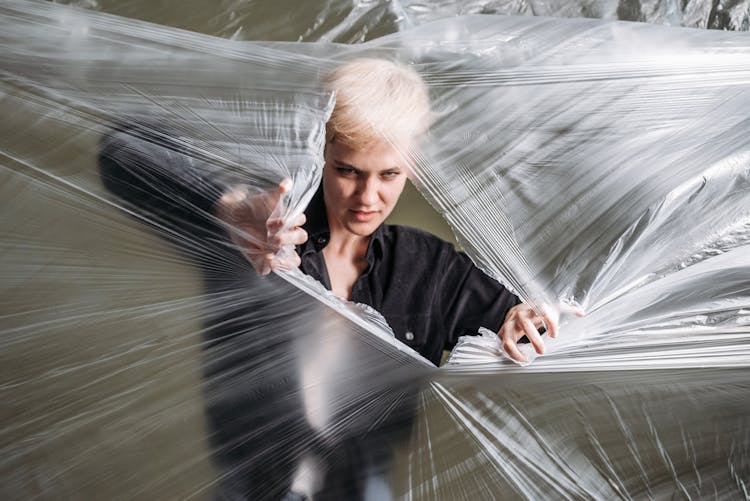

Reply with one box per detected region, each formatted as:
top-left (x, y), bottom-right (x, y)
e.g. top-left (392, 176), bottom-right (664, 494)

top-left (216, 58), bottom-right (559, 365)
top-left (99, 58), bottom-right (562, 500)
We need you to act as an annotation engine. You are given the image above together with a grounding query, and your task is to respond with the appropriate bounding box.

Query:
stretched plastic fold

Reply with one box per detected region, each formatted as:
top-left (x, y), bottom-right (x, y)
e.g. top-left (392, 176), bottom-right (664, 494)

top-left (411, 16), bottom-right (750, 369)
top-left (1, 1), bottom-right (749, 500)
top-left (398, 0), bottom-right (750, 31)
top-left (57, 0), bottom-right (750, 39)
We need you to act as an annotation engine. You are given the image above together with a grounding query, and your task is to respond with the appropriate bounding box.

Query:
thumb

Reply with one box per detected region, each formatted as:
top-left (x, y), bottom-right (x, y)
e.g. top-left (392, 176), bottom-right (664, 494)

top-left (278, 178), bottom-right (293, 194)
top-left (220, 186), bottom-right (248, 206)
top-left (266, 178), bottom-right (293, 210)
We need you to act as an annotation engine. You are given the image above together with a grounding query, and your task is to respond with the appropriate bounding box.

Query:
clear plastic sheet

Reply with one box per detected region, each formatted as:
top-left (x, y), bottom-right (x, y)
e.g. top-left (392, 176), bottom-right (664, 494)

top-left (53, 0), bottom-right (403, 42)
top-left (56, 0), bottom-right (750, 39)
top-left (413, 16), bottom-right (750, 368)
top-left (399, 0), bottom-right (750, 31)
top-left (2, 1), bottom-right (750, 500)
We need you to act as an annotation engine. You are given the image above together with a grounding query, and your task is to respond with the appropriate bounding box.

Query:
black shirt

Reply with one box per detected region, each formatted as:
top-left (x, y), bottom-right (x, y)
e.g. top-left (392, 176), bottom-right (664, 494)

top-left (99, 123), bottom-right (519, 366)
top-left (298, 188), bottom-right (520, 365)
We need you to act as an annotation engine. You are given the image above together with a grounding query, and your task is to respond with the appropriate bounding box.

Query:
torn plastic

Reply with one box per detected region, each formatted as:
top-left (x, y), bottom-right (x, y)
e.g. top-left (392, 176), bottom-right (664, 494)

top-left (2, 0), bottom-right (750, 499)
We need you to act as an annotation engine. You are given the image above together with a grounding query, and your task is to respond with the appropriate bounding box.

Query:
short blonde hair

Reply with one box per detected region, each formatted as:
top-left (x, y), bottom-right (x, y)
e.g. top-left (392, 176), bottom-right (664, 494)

top-left (323, 58), bottom-right (431, 151)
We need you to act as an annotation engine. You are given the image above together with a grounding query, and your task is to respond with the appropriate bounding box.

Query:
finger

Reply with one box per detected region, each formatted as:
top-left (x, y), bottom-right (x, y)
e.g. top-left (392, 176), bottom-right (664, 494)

top-left (263, 179), bottom-right (292, 210)
top-left (292, 212), bottom-right (306, 228)
top-left (271, 228), bottom-right (308, 247)
top-left (540, 311), bottom-right (559, 339)
top-left (233, 229), bottom-right (272, 255)
top-left (282, 252), bottom-right (302, 269)
top-left (270, 253), bottom-right (302, 271)
top-left (261, 253), bottom-right (275, 275)
top-left (267, 212), bottom-right (306, 232)
top-left (266, 218), bottom-right (286, 231)
top-left (522, 318), bottom-right (545, 355)
top-left (256, 259), bottom-right (271, 275)
top-left (500, 332), bottom-right (528, 363)
top-left (241, 245), bottom-right (266, 259)
top-left (560, 303), bottom-right (586, 317)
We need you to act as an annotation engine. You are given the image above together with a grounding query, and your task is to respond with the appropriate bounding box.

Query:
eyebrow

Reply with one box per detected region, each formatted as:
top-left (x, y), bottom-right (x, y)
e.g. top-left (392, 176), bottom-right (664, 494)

top-left (333, 160), bottom-right (359, 171)
top-left (333, 160), bottom-right (402, 173)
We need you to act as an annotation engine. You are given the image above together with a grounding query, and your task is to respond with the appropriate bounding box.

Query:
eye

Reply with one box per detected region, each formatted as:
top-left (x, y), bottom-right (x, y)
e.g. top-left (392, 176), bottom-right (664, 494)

top-left (335, 167), bottom-right (358, 177)
top-left (381, 170), bottom-right (401, 180)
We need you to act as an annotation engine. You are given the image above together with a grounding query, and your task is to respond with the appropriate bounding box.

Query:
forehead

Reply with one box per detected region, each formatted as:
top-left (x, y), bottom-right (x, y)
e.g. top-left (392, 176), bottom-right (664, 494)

top-left (327, 139), bottom-right (411, 170)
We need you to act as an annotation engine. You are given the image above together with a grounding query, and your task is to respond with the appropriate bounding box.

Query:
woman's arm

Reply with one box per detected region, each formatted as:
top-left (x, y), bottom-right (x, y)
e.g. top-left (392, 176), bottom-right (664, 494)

top-left (439, 250), bottom-right (584, 362)
top-left (439, 250), bottom-right (521, 349)
top-left (99, 122), bottom-right (306, 272)
top-left (98, 123), bottom-right (226, 243)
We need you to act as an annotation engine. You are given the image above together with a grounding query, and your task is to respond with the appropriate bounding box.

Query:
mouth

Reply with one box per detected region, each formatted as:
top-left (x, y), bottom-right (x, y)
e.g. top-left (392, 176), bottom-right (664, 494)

top-left (350, 209), bottom-right (380, 222)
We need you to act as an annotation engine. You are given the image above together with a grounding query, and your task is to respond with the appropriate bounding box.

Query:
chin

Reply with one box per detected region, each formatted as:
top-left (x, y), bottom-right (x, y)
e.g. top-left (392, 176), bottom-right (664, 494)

top-left (346, 220), bottom-right (381, 237)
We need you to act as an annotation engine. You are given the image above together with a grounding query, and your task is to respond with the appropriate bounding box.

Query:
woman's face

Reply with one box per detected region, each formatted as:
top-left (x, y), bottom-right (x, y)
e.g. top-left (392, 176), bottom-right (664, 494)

top-left (322, 139), bottom-right (409, 239)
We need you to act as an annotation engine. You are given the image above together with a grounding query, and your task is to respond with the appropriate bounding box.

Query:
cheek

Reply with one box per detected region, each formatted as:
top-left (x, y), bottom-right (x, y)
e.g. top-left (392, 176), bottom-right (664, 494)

top-left (322, 167), bottom-right (340, 191)
top-left (384, 180), bottom-right (407, 205)
top-left (323, 175), bottom-right (352, 208)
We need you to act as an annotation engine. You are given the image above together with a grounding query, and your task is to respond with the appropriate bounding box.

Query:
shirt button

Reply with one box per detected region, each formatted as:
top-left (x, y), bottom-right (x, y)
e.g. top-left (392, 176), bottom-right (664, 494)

top-left (405, 331), bottom-right (414, 341)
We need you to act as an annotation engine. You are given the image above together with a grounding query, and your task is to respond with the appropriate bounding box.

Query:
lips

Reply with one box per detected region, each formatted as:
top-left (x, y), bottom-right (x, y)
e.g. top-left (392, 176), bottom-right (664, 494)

top-left (350, 209), bottom-right (379, 222)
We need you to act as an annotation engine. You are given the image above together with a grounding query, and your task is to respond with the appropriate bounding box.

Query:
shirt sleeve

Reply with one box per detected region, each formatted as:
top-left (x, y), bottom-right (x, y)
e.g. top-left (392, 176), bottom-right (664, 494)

top-left (98, 122), bottom-right (228, 246)
top-left (438, 248), bottom-right (521, 350)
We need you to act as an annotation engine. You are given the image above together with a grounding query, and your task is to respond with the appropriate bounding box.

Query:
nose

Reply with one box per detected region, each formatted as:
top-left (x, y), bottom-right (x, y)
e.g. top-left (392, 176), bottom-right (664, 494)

top-left (357, 176), bottom-right (379, 207)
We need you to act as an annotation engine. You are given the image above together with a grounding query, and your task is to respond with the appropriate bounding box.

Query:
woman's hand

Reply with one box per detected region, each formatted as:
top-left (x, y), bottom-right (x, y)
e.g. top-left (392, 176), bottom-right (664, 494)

top-left (215, 178), bottom-right (308, 275)
top-left (498, 304), bottom-right (557, 363)
top-left (498, 303), bottom-right (585, 363)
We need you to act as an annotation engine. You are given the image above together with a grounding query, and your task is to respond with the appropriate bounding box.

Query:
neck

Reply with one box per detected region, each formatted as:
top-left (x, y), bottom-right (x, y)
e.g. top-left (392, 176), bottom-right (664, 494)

top-left (326, 231), bottom-right (370, 259)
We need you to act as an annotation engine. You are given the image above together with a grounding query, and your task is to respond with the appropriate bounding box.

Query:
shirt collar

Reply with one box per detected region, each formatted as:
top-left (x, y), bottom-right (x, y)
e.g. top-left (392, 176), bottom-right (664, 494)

top-left (302, 183), bottom-right (386, 260)
top-left (302, 183), bottom-right (330, 252)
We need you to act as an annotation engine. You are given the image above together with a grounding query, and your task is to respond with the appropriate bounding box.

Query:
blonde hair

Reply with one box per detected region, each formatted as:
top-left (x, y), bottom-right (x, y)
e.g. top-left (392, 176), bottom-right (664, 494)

top-left (323, 58), bottom-right (431, 151)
